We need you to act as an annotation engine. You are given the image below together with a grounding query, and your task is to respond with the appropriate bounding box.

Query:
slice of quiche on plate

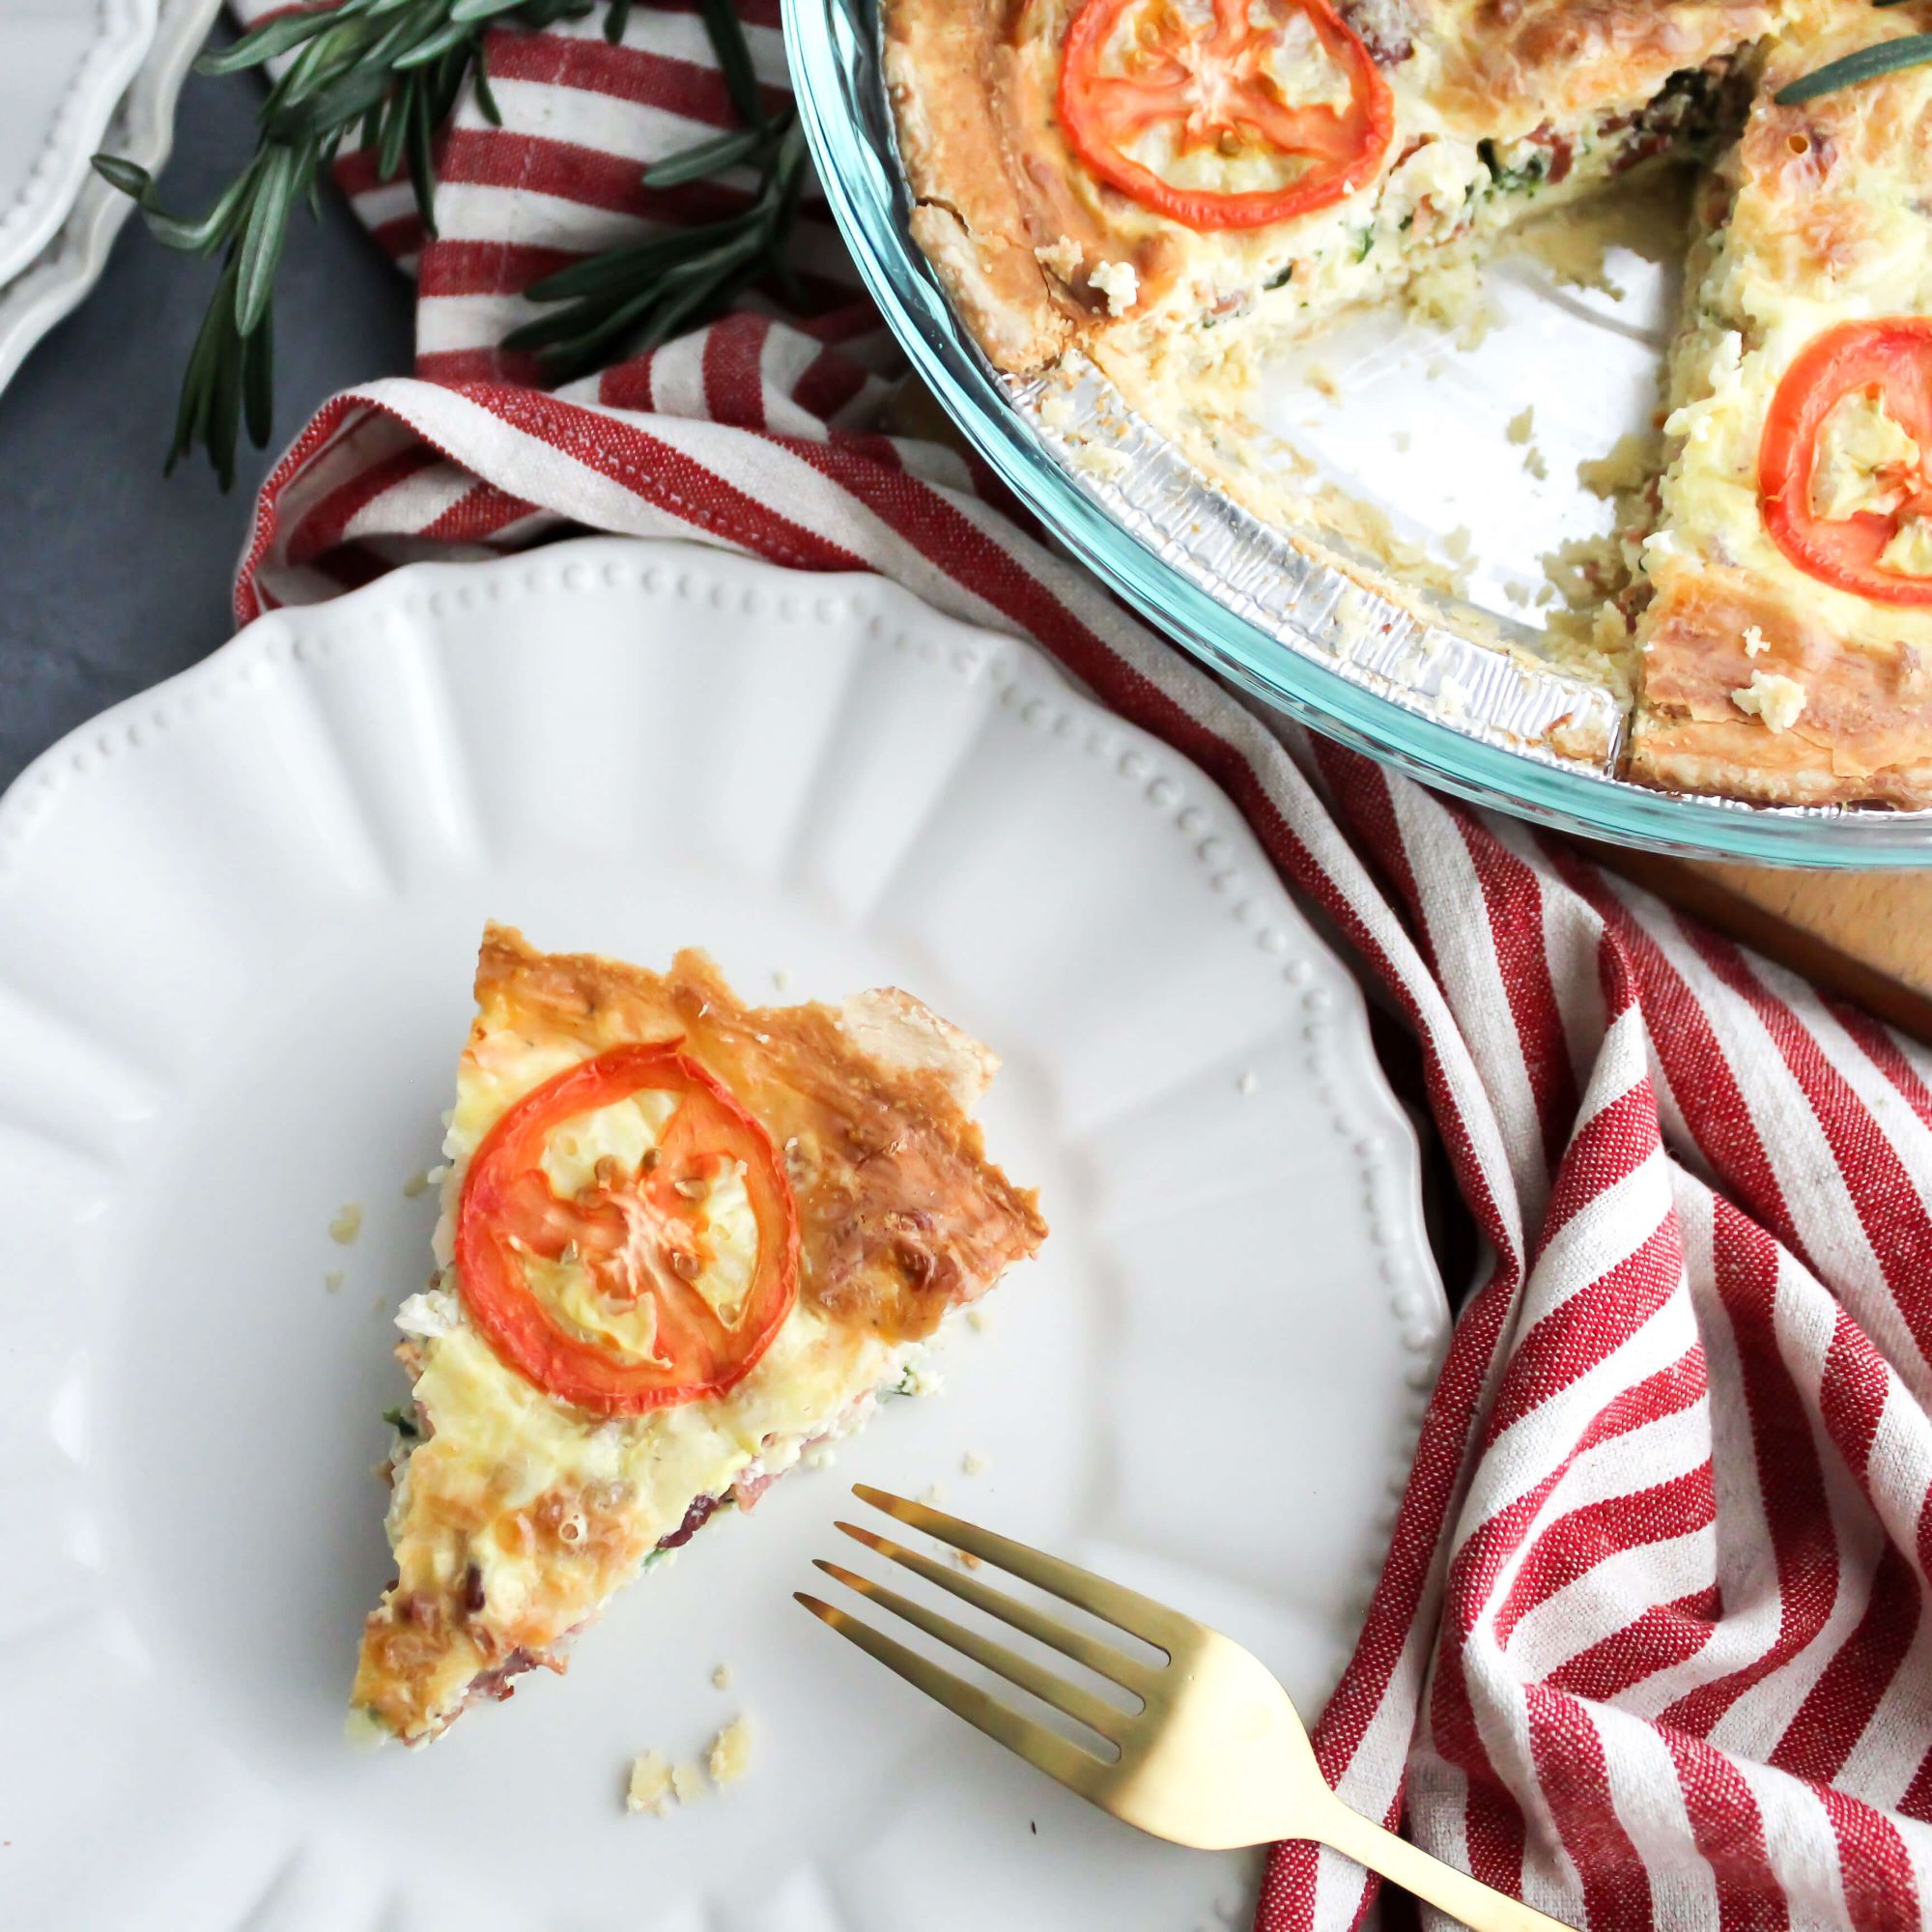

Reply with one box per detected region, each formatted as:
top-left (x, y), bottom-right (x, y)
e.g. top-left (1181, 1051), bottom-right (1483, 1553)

top-left (353, 925), bottom-right (1047, 1746)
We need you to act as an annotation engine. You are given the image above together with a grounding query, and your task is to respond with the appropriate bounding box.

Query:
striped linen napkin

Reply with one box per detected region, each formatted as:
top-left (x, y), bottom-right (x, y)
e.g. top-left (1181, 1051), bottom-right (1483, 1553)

top-left (228, 6), bottom-right (1932, 1926)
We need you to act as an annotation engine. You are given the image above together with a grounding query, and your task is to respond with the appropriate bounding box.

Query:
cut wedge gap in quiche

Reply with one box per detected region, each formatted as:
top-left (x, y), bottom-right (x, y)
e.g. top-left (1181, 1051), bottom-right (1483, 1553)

top-left (353, 926), bottom-right (1047, 1746)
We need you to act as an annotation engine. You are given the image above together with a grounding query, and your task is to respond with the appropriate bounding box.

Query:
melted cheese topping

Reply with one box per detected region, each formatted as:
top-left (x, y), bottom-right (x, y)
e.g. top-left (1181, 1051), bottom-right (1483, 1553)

top-left (1730, 668), bottom-right (1806, 731)
top-left (989, 0), bottom-right (1782, 357)
top-left (397, 1028), bottom-right (906, 1648)
top-left (1811, 389), bottom-right (1920, 522)
top-left (1884, 516), bottom-right (1932, 578)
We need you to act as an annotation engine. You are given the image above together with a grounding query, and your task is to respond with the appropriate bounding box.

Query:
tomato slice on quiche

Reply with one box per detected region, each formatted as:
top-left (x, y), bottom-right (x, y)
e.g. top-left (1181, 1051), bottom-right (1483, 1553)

top-left (457, 1043), bottom-right (802, 1414)
top-left (1057, 0), bottom-right (1393, 231)
top-left (354, 926), bottom-right (1046, 1746)
top-left (1758, 319), bottom-right (1932, 610)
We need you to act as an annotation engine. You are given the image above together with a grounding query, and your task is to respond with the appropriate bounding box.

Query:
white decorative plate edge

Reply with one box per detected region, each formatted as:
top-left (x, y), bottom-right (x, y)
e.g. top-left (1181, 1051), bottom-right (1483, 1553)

top-left (0, 0), bottom-right (216, 394)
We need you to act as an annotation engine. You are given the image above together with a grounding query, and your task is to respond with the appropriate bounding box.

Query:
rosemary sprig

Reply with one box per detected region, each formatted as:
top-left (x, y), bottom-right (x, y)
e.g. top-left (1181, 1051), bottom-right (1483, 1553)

top-left (503, 0), bottom-right (804, 384)
top-left (502, 113), bottom-right (807, 384)
top-left (95, 0), bottom-right (797, 485)
top-left (1776, 11), bottom-right (1932, 105)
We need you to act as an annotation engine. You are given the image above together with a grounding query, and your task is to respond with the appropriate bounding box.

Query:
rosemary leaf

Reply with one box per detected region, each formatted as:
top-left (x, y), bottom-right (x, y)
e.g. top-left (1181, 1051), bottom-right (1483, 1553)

top-left (377, 83), bottom-right (412, 181)
top-left (209, 333), bottom-right (244, 493)
top-left (473, 39), bottom-right (502, 125)
top-left (521, 218), bottom-right (762, 302)
top-left (243, 305), bottom-right (276, 450)
top-left (642, 125), bottom-right (767, 188)
top-left (194, 10), bottom-right (343, 74)
top-left (168, 259), bottom-right (238, 475)
top-left (699, 0), bottom-right (764, 128)
top-left (89, 155), bottom-right (154, 200)
top-left (605, 0), bottom-right (634, 43)
top-left (395, 17), bottom-right (480, 68)
top-left (280, 62), bottom-right (395, 144)
top-left (408, 80), bottom-right (440, 236)
top-left (1776, 33), bottom-right (1932, 105)
top-left (234, 143), bottom-right (301, 337)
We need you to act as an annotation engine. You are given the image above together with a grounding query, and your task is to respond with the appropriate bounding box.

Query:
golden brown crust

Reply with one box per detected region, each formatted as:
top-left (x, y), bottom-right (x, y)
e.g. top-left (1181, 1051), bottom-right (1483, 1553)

top-left (1431, 2), bottom-right (1777, 125)
top-left (473, 925), bottom-right (1047, 1341)
top-left (1629, 570), bottom-right (1932, 807)
top-left (885, 0), bottom-right (1074, 372)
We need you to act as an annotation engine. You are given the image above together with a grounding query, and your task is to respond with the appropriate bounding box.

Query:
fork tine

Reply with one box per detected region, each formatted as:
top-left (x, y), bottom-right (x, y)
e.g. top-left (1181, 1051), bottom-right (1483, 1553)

top-left (835, 1521), bottom-right (1154, 1691)
top-left (852, 1485), bottom-right (1197, 1651)
top-left (795, 1592), bottom-right (1117, 1804)
top-left (812, 1559), bottom-right (1128, 1742)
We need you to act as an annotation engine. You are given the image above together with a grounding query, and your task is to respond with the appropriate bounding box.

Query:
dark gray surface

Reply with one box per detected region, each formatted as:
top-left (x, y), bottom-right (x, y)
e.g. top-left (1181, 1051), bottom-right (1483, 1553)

top-left (0, 27), bottom-right (414, 788)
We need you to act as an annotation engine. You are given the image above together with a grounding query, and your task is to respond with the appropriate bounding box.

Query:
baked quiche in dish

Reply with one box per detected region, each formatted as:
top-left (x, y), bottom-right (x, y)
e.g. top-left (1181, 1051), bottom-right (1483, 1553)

top-left (353, 926), bottom-right (1046, 1746)
top-left (886, 0), bottom-right (1932, 810)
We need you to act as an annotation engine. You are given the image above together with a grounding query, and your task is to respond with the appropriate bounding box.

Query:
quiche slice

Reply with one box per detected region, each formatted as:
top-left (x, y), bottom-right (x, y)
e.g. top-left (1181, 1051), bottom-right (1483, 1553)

top-left (353, 926), bottom-right (1046, 1745)
top-left (885, 0), bottom-right (1779, 373)
top-left (1628, 4), bottom-right (1932, 804)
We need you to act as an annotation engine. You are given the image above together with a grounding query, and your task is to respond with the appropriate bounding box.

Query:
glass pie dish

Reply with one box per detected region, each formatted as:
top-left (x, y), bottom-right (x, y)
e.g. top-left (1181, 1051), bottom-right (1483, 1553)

top-left (785, 0), bottom-right (1932, 867)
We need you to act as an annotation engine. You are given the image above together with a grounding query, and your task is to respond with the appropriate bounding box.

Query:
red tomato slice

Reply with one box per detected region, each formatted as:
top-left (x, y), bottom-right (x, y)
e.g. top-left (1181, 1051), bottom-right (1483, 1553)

top-left (1759, 317), bottom-right (1932, 609)
top-left (1057, 0), bottom-right (1393, 232)
top-left (456, 1044), bottom-right (799, 1415)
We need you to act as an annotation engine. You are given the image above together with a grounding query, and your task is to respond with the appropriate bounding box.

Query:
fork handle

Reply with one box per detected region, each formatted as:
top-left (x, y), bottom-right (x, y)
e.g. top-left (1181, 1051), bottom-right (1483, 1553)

top-left (1314, 1797), bottom-right (1579, 1932)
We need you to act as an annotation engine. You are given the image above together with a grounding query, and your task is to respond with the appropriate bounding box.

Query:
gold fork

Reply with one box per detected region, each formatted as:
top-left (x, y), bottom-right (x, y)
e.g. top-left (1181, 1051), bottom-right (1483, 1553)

top-left (798, 1486), bottom-right (1575, 1932)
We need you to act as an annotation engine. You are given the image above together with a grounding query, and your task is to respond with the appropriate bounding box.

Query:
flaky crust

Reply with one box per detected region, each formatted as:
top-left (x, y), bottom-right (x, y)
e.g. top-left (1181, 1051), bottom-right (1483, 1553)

top-left (886, 0), bottom-right (1072, 372)
top-left (1629, 568), bottom-right (1932, 805)
top-left (471, 925), bottom-right (1047, 1336)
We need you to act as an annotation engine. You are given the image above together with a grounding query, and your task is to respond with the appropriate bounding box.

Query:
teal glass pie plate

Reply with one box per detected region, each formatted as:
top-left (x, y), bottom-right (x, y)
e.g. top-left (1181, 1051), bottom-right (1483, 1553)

top-left (785, 0), bottom-right (1932, 867)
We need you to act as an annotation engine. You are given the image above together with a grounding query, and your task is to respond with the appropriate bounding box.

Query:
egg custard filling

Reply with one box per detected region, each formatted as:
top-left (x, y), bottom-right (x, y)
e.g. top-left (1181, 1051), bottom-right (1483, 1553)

top-left (352, 926), bottom-right (1046, 1746)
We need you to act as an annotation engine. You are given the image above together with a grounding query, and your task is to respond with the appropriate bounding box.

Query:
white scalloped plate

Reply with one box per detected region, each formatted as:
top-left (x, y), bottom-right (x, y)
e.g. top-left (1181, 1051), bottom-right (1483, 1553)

top-left (0, 538), bottom-right (1446, 1932)
top-left (0, 0), bottom-right (157, 289)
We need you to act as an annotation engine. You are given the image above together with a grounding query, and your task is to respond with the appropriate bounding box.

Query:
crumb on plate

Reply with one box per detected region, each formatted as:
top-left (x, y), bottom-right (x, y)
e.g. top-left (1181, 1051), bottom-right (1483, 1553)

top-left (329, 1203), bottom-right (364, 1245)
top-left (626, 1750), bottom-right (674, 1815)
top-left (708, 1715), bottom-right (753, 1787)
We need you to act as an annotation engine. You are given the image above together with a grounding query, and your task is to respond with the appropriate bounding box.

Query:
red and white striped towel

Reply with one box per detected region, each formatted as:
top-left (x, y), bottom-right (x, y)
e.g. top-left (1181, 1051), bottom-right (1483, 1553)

top-left (229, 6), bottom-right (1932, 1925)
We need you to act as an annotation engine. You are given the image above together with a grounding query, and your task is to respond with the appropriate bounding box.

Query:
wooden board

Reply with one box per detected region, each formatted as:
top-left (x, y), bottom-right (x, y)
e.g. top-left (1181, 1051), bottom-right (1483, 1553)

top-left (1584, 850), bottom-right (1932, 1043)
